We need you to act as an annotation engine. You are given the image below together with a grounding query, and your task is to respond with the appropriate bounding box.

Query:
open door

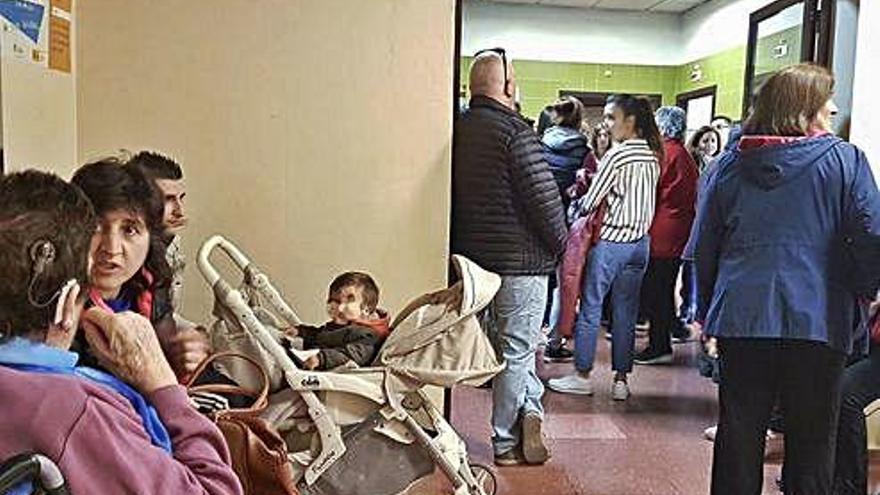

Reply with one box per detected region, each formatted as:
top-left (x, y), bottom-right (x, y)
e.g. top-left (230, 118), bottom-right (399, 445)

top-left (743, 0), bottom-right (834, 116)
top-left (677, 86), bottom-right (717, 143)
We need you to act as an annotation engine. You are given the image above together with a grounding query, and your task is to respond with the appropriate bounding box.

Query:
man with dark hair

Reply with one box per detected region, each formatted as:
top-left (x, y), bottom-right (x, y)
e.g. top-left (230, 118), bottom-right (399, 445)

top-left (129, 151), bottom-right (187, 237)
top-left (453, 49), bottom-right (567, 466)
top-left (127, 151), bottom-right (194, 323)
top-left (0, 170), bottom-right (242, 494)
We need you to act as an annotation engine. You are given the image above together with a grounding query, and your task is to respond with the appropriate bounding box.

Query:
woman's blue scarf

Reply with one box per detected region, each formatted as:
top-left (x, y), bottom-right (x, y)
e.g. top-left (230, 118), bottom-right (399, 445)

top-left (0, 338), bottom-right (172, 454)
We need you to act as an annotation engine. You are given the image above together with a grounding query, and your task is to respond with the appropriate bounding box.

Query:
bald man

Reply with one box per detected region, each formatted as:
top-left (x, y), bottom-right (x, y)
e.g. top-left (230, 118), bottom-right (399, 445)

top-left (452, 50), bottom-right (566, 466)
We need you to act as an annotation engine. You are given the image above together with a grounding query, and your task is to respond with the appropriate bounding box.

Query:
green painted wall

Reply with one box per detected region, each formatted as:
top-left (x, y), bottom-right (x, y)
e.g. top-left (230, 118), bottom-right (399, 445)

top-left (755, 25), bottom-right (803, 78)
top-left (674, 45), bottom-right (747, 120)
top-left (461, 25), bottom-right (802, 123)
top-left (460, 57), bottom-right (677, 120)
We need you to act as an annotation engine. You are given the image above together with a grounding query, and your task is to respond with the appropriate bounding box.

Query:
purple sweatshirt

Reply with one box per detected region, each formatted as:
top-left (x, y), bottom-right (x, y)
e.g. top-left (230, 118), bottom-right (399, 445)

top-left (0, 364), bottom-right (243, 494)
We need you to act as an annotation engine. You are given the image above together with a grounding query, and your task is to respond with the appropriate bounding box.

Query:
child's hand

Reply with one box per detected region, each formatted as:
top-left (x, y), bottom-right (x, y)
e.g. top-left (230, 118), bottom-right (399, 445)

top-left (303, 355), bottom-right (320, 370)
top-left (282, 326), bottom-right (299, 338)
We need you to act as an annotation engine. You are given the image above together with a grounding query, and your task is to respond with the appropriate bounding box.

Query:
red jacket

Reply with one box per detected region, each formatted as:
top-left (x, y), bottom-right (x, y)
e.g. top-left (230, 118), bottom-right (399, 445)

top-left (648, 138), bottom-right (698, 258)
top-left (558, 206), bottom-right (605, 338)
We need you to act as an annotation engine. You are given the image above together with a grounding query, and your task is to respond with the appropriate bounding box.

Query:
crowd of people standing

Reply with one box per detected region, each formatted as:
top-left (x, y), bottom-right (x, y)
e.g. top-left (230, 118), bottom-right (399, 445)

top-left (453, 49), bottom-right (880, 495)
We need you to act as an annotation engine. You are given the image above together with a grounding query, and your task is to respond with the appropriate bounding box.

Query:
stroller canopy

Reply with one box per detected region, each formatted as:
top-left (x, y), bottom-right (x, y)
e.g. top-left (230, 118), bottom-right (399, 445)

top-left (376, 255), bottom-right (504, 388)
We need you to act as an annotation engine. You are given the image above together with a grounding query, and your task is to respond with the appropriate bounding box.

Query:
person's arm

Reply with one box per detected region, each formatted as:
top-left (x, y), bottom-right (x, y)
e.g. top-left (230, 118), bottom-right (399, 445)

top-left (508, 128), bottom-right (568, 256)
top-left (314, 328), bottom-right (379, 370)
top-left (844, 149), bottom-right (880, 236)
top-left (577, 152), bottom-right (617, 217)
top-left (59, 386), bottom-right (242, 495)
top-left (681, 161), bottom-right (720, 263)
top-left (693, 176), bottom-right (725, 323)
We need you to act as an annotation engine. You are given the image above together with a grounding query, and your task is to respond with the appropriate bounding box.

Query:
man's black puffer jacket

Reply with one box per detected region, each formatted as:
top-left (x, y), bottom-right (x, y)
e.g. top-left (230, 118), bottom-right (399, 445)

top-left (452, 96), bottom-right (567, 275)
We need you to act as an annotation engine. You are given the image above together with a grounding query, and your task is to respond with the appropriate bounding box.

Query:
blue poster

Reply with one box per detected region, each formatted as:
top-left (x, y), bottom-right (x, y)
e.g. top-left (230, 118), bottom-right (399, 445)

top-left (0, 0), bottom-right (44, 44)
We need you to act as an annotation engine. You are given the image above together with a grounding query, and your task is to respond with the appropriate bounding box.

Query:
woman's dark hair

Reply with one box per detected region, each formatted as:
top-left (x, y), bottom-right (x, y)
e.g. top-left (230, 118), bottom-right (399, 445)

top-left (607, 94), bottom-right (664, 162)
top-left (687, 126), bottom-right (722, 158)
top-left (552, 96), bottom-right (584, 130)
top-left (743, 63), bottom-right (835, 136)
top-left (536, 106), bottom-right (554, 136)
top-left (0, 171), bottom-right (96, 340)
top-left (589, 122), bottom-right (611, 159)
top-left (71, 157), bottom-right (172, 294)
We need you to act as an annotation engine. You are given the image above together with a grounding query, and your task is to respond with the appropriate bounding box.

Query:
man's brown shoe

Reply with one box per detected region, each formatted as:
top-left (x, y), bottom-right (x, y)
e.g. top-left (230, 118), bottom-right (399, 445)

top-left (522, 413), bottom-right (550, 464)
top-left (494, 447), bottom-right (526, 467)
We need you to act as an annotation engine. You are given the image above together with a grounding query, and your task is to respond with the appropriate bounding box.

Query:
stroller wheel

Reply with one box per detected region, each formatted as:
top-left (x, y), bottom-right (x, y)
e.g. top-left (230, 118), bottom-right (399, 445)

top-left (469, 463), bottom-right (497, 495)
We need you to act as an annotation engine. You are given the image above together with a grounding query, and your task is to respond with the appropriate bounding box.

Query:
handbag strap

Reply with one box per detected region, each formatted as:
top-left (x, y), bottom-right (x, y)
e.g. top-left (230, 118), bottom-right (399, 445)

top-left (185, 351), bottom-right (270, 414)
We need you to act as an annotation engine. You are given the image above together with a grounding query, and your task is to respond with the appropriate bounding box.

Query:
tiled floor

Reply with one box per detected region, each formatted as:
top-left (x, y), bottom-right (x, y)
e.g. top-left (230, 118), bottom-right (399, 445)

top-left (412, 336), bottom-right (789, 495)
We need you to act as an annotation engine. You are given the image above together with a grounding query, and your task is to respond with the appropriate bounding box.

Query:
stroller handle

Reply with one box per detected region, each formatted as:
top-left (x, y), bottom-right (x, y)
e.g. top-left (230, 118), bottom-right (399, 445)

top-left (197, 235), bottom-right (303, 327)
top-left (197, 235), bottom-right (252, 287)
top-left (0, 453), bottom-right (68, 495)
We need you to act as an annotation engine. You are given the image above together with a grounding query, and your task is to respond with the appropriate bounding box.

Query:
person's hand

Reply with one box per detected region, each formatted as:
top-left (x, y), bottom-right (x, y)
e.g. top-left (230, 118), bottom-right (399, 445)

top-left (168, 328), bottom-right (212, 381)
top-left (704, 336), bottom-right (718, 359)
top-left (282, 326), bottom-right (299, 338)
top-left (303, 355), bottom-right (320, 370)
top-left (81, 308), bottom-right (178, 394)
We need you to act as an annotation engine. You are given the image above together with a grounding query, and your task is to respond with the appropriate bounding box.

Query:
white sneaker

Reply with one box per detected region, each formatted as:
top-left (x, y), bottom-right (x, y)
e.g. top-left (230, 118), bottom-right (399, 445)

top-left (703, 425), bottom-right (776, 443)
top-left (547, 373), bottom-right (593, 395)
top-left (611, 379), bottom-right (630, 401)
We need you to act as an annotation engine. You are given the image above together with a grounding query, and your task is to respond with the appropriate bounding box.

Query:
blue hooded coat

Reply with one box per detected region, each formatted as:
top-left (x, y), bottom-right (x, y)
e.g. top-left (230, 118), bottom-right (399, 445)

top-left (541, 125), bottom-right (588, 197)
top-left (694, 135), bottom-right (880, 354)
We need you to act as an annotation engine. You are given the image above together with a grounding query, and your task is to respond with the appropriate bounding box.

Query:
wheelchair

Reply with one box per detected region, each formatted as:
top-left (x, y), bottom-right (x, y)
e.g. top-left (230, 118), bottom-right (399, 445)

top-left (0, 454), bottom-right (68, 495)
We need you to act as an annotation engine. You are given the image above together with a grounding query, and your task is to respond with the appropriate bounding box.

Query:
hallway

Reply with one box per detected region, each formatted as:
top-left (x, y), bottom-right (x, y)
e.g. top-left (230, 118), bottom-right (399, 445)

top-left (448, 339), bottom-right (785, 495)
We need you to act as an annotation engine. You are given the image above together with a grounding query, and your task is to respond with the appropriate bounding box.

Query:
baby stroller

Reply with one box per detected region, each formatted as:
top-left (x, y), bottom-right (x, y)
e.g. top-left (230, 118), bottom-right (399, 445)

top-left (197, 236), bottom-right (503, 495)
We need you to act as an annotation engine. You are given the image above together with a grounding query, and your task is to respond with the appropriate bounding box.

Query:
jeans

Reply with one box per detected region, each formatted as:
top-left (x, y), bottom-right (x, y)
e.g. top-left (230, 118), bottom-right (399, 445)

top-left (712, 338), bottom-right (846, 495)
top-left (547, 285), bottom-right (563, 348)
top-left (640, 257), bottom-right (682, 353)
top-left (679, 260), bottom-right (697, 323)
top-left (486, 275), bottom-right (549, 455)
top-left (833, 347), bottom-right (880, 494)
top-left (573, 237), bottom-right (650, 373)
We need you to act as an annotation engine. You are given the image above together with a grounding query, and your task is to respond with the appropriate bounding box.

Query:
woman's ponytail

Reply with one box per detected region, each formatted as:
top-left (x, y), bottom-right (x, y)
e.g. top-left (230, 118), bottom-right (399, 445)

top-left (607, 94), bottom-right (665, 163)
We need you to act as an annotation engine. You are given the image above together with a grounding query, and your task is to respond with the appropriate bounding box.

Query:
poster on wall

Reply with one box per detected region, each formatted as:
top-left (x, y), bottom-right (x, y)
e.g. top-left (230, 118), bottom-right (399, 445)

top-left (48, 0), bottom-right (69, 72)
top-left (0, 0), bottom-right (43, 43)
top-left (0, 0), bottom-right (53, 68)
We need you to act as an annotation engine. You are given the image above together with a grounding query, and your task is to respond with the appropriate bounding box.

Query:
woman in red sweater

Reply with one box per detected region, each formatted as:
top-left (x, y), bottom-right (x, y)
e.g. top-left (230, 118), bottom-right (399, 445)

top-left (634, 106), bottom-right (699, 364)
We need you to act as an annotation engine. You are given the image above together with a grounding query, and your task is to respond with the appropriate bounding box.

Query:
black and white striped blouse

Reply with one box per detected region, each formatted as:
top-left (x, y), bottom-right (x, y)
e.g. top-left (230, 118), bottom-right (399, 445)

top-left (577, 138), bottom-right (660, 243)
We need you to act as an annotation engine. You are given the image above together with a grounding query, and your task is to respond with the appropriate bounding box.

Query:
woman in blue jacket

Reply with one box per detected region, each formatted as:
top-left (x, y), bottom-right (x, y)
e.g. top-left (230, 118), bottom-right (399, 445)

top-left (541, 96), bottom-right (589, 210)
top-left (695, 63), bottom-right (880, 495)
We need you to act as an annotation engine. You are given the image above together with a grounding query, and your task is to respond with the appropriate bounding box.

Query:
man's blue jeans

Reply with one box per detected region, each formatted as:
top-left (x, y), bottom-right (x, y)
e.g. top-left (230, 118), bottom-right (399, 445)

top-left (573, 237), bottom-right (650, 373)
top-left (485, 275), bottom-right (548, 456)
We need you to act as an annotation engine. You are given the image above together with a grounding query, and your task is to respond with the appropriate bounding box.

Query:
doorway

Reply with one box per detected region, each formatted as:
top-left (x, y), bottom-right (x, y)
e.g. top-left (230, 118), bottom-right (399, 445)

top-left (677, 86), bottom-right (717, 143)
top-left (743, 0), bottom-right (835, 115)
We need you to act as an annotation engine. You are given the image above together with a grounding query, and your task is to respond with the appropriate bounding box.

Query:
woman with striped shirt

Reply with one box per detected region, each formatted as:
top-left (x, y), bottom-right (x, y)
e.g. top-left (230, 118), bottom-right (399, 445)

top-left (548, 94), bottom-right (662, 401)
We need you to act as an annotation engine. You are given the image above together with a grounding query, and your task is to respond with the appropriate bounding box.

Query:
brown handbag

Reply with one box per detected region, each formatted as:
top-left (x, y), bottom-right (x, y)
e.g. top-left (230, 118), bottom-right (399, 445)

top-left (187, 352), bottom-right (299, 495)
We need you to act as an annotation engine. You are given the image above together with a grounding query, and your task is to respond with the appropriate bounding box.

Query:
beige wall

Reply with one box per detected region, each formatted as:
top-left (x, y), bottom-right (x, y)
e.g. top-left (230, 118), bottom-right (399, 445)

top-left (851, 0), bottom-right (880, 180)
top-left (1, 9), bottom-right (77, 176)
top-left (76, 0), bottom-right (455, 324)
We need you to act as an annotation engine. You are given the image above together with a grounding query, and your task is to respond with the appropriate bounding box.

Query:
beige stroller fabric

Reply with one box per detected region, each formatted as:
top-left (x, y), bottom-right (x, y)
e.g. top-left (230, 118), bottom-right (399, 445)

top-left (209, 288), bottom-right (291, 392)
top-left (376, 255), bottom-right (504, 387)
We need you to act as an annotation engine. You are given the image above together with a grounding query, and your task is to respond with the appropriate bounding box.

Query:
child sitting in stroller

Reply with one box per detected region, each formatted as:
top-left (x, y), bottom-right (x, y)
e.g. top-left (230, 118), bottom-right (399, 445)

top-left (283, 272), bottom-right (390, 370)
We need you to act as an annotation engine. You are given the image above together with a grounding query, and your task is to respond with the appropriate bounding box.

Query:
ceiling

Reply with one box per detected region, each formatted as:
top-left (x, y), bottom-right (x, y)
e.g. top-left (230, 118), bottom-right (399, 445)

top-left (482, 0), bottom-right (712, 13)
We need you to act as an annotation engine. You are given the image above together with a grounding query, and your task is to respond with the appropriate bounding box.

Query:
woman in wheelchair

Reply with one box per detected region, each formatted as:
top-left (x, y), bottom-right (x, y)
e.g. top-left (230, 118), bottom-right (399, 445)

top-left (0, 170), bottom-right (242, 494)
